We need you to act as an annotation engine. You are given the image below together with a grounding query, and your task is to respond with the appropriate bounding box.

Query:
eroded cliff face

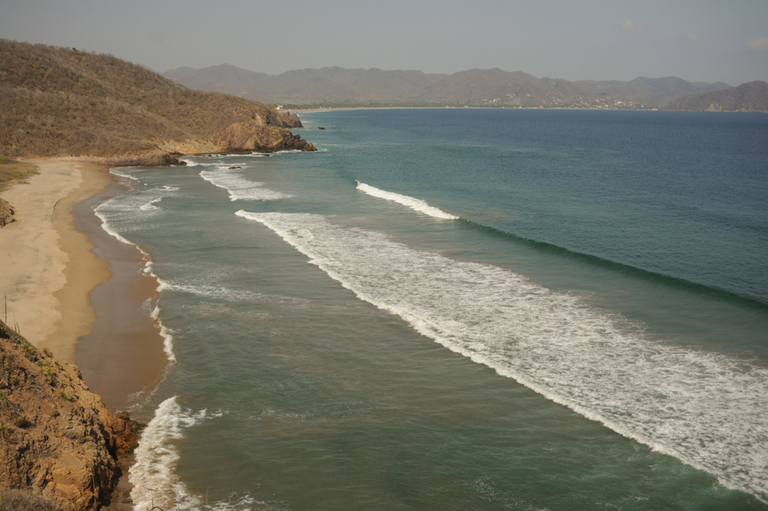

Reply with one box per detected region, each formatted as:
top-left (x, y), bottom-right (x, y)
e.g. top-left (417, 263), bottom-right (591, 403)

top-left (211, 121), bottom-right (315, 153)
top-left (146, 107), bottom-right (315, 164)
top-left (0, 320), bottom-right (138, 511)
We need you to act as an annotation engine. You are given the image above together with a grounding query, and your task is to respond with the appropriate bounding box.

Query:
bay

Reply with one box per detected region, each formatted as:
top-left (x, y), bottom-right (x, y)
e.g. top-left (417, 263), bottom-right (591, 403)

top-left (93, 109), bottom-right (768, 510)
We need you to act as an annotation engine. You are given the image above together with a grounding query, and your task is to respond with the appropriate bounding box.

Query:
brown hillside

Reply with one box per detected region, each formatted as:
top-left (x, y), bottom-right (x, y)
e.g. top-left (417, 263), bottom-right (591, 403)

top-left (0, 39), bottom-right (314, 161)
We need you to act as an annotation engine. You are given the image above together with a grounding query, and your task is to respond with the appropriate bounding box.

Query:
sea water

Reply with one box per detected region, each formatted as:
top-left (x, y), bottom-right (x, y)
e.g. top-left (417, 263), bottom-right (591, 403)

top-left (93, 109), bottom-right (768, 510)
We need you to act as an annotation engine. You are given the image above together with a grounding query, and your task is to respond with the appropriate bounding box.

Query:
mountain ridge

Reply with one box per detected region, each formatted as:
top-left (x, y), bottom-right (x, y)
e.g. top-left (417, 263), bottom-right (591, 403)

top-left (164, 63), bottom-right (749, 110)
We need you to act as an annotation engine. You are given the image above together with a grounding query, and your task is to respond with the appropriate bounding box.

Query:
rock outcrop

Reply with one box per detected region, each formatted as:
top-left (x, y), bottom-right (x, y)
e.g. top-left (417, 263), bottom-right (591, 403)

top-left (0, 320), bottom-right (139, 511)
top-left (0, 198), bottom-right (13, 227)
top-left (211, 121), bottom-right (315, 153)
top-left (277, 110), bottom-right (304, 128)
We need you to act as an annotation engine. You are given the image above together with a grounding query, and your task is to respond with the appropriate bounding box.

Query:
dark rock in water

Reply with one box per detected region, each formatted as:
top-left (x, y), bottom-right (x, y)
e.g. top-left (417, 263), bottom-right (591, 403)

top-left (228, 166), bottom-right (241, 169)
top-left (318, 127), bottom-right (326, 130)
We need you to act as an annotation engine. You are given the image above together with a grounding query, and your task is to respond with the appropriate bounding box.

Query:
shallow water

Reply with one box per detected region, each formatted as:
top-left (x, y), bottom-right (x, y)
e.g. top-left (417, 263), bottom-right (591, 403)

top-left (92, 109), bottom-right (767, 510)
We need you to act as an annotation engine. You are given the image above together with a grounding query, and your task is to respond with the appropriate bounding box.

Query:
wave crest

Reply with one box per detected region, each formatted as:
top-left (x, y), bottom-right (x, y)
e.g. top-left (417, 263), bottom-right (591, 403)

top-left (356, 181), bottom-right (458, 219)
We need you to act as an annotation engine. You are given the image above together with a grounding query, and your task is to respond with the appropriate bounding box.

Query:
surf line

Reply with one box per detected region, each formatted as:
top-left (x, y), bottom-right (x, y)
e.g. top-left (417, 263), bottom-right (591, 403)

top-left (236, 210), bottom-right (768, 505)
top-left (356, 181), bottom-right (459, 220)
top-left (95, 172), bottom-right (177, 363)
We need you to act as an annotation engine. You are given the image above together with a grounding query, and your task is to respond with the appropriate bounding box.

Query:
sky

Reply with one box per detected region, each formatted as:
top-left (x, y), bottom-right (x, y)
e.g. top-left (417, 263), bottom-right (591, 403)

top-left (1, 0), bottom-right (767, 85)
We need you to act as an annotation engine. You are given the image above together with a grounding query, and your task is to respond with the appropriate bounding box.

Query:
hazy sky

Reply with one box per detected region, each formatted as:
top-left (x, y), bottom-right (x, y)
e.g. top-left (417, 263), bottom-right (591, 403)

top-left (2, 0), bottom-right (767, 85)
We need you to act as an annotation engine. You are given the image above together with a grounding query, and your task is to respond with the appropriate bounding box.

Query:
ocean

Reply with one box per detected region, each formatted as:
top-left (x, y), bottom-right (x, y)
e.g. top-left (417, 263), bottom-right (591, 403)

top-left (91, 109), bottom-right (768, 510)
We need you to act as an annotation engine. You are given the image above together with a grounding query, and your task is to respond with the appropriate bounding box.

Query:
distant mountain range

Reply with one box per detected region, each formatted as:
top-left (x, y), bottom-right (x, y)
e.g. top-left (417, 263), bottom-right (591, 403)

top-left (163, 64), bottom-right (767, 111)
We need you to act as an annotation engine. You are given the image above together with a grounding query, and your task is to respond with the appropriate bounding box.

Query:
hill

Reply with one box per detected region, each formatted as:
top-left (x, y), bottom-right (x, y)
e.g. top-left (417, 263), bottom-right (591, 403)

top-left (164, 64), bottom-right (733, 109)
top-left (0, 40), bottom-right (315, 163)
top-left (663, 81), bottom-right (768, 112)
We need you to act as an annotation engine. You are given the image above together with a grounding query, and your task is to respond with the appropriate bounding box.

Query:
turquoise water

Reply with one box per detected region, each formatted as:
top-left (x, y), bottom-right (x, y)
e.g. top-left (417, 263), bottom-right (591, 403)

top-left (95, 109), bottom-right (767, 510)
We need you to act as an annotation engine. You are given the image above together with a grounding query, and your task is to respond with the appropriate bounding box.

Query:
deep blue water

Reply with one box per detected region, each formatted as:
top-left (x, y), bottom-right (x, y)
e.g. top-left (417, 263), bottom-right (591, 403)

top-left (93, 109), bottom-right (767, 510)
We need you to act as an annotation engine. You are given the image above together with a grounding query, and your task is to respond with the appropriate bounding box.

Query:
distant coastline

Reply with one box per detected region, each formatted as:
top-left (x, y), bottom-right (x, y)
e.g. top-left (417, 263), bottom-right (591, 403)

top-left (164, 64), bottom-right (768, 113)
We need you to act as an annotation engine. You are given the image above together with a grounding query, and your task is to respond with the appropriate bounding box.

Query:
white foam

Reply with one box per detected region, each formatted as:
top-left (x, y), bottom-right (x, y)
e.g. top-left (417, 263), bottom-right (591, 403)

top-left (157, 279), bottom-right (260, 302)
top-left (178, 156), bottom-right (200, 167)
top-left (150, 303), bottom-right (176, 363)
top-left (109, 167), bottom-right (141, 181)
top-left (95, 186), bottom-right (178, 245)
top-left (130, 397), bottom-right (238, 511)
top-left (95, 192), bottom-right (163, 283)
top-left (237, 211), bottom-right (768, 504)
top-left (94, 206), bottom-right (138, 248)
top-left (95, 188), bottom-right (180, 364)
top-left (200, 167), bottom-right (293, 201)
top-left (356, 181), bottom-right (458, 220)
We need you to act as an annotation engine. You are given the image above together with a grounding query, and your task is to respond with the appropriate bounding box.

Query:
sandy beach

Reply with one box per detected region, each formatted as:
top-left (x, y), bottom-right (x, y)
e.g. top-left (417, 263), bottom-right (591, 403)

top-left (0, 160), bottom-right (111, 362)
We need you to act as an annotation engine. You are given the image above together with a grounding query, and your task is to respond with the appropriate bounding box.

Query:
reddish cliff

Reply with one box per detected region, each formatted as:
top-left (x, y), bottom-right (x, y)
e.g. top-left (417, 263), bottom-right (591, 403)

top-left (0, 320), bottom-right (138, 510)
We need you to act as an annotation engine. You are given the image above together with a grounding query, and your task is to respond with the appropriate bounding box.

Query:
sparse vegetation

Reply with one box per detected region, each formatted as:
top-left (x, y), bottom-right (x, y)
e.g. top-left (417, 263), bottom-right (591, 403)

top-left (0, 421), bottom-right (15, 443)
top-left (37, 359), bottom-right (56, 385)
top-left (18, 338), bottom-right (36, 361)
top-left (0, 320), bottom-right (140, 510)
top-left (0, 39), bottom-right (307, 159)
top-left (13, 414), bottom-right (29, 428)
top-left (0, 489), bottom-right (66, 511)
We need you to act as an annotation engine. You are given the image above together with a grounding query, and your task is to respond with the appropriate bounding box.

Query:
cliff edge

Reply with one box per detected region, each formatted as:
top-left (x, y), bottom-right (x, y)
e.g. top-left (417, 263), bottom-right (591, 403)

top-left (0, 319), bottom-right (138, 510)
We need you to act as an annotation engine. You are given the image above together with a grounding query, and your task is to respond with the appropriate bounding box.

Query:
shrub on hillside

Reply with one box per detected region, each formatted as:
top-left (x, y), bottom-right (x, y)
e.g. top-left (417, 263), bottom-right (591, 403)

top-left (0, 489), bottom-right (65, 511)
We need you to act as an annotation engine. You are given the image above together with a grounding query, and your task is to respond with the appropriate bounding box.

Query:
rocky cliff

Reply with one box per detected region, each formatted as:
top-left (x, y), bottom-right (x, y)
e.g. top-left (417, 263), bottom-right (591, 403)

top-left (0, 319), bottom-right (138, 510)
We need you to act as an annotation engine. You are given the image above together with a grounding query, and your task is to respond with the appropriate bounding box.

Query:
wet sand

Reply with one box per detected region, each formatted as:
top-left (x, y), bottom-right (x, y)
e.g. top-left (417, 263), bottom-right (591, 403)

top-left (74, 181), bottom-right (168, 410)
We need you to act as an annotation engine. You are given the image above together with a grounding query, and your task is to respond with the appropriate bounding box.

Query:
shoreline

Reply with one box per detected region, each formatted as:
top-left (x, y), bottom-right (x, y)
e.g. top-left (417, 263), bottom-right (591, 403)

top-left (0, 159), bottom-right (166, 410)
top-left (74, 178), bottom-right (168, 411)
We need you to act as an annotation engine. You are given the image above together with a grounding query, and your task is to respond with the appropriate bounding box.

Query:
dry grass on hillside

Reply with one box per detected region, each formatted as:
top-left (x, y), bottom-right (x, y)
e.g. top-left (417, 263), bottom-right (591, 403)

top-left (0, 489), bottom-right (66, 511)
top-left (0, 39), bottom-right (294, 158)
